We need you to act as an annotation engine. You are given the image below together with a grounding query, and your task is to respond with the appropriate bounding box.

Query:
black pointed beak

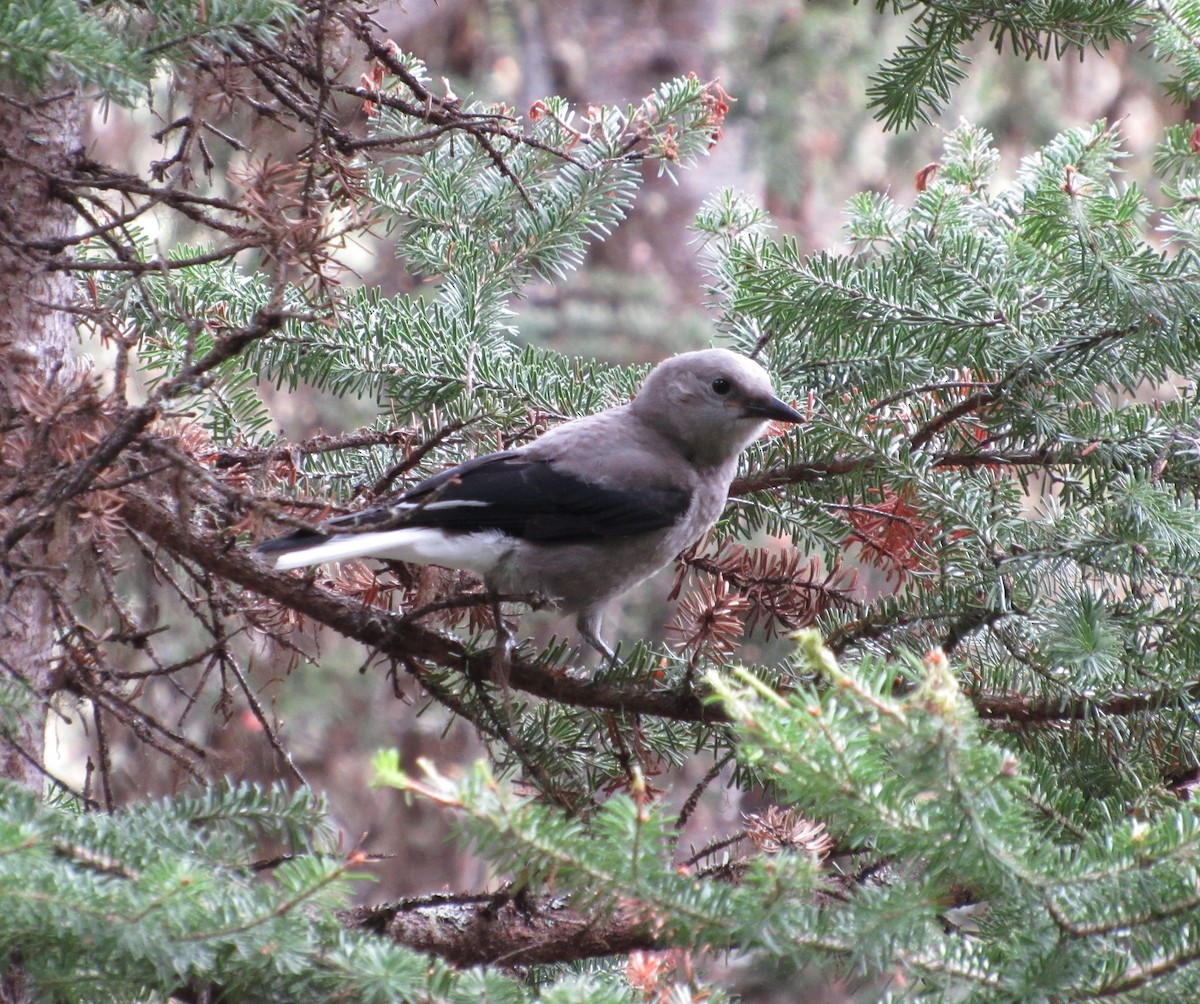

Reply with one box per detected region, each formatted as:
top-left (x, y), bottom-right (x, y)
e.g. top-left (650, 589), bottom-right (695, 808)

top-left (743, 395), bottom-right (804, 424)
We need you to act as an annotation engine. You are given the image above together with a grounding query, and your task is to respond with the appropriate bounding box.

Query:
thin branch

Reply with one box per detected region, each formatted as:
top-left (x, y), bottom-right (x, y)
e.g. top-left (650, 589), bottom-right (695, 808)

top-left (91, 703), bottom-right (115, 814)
top-left (972, 684), bottom-right (1200, 724)
top-left (908, 387), bottom-right (999, 451)
top-left (674, 752), bottom-right (734, 833)
top-left (1088, 940), bottom-right (1200, 998)
top-left (212, 427), bottom-right (423, 470)
top-left (4, 307), bottom-right (292, 551)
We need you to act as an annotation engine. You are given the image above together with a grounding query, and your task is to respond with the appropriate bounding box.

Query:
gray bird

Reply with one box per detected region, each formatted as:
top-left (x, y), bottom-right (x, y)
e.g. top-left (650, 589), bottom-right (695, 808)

top-left (255, 349), bottom-right (802, 659)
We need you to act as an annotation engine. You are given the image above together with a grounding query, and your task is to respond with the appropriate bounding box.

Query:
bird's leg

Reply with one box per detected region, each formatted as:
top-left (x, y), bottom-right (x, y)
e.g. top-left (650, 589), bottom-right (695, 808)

top-left (490, 593), bottom-right (516, 687)
top-left (576, 608), bottom-right (617, 667)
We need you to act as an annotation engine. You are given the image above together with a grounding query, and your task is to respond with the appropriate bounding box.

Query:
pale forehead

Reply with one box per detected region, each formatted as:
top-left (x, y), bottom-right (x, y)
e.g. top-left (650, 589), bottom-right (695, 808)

top-left (655, 348), bottom-right (773, 388)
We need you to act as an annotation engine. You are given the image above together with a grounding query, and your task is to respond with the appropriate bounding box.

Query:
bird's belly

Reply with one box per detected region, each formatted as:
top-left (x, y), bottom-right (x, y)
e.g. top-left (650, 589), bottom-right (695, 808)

top-left (489, 524), bottom-right (700, 613)
top-left (370, 527), bottom-right (515, 576)
top-left (482, 476), bottom-right (729, 611)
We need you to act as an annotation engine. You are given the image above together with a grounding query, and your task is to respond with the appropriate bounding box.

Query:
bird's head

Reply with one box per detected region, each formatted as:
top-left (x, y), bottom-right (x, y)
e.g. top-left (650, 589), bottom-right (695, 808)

top-left (631, 348), bottom-right (803, 467)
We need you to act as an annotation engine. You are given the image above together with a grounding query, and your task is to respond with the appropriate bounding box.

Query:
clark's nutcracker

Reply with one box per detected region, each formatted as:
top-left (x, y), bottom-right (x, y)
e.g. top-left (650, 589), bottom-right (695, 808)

top-left (255, 349), bottom-right (802, 658)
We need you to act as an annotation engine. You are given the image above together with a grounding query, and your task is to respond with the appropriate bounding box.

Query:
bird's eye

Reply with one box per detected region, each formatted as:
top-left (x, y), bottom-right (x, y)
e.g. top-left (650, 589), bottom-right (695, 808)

top-left (711, 377), bottom-right (732, 396)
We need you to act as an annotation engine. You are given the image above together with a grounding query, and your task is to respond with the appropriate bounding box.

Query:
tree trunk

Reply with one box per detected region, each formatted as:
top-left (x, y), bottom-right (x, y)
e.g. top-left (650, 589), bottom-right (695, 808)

top-left (0, 92), bottom-right (85, 790)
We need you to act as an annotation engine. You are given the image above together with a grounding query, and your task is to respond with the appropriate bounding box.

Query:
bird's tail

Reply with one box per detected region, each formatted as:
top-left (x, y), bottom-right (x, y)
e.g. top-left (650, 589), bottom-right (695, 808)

top-left (255, 526), bottom-right (509, 574)
top-left (255, 530), bottom-right (368, 570)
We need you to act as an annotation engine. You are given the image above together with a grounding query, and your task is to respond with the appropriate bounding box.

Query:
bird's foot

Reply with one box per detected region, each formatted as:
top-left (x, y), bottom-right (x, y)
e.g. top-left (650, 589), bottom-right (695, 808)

top-left (593, 633), bottom-right (618, 668)
top-left (491, 626), bottom-right (516, 682)
top-left (482, 880), bottom-right (535, 920)
top-left (525, 589), bottom-right (556, 612)
top-left (490, 596), bottom-right (516, 687)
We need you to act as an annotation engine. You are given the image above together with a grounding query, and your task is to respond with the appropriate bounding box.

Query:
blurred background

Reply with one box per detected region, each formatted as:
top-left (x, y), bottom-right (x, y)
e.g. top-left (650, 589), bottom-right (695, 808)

top-left (60, 0), bottom-right (1189, 959)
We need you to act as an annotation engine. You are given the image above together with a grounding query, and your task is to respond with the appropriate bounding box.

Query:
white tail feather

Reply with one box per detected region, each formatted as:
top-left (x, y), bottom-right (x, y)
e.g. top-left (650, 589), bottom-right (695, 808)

top-left (265, 527), bottom-right (511, 575)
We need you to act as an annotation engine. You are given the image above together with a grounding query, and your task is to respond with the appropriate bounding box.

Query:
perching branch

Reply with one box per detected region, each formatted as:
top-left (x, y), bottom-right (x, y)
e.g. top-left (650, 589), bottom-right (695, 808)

top-left (343, 894), bottom-right (655, 967)
top-left (119, 488), bottom-right (729, 725)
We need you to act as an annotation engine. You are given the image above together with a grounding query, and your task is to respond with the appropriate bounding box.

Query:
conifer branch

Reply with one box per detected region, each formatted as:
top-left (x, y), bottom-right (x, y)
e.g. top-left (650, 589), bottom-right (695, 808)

top-left (343, 894), bottom-right (655, 966)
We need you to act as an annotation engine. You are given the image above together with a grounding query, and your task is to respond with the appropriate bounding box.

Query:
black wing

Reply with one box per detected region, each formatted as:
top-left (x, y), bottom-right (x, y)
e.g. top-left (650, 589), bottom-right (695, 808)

top-left (323, 450), bottom-right (691, 543)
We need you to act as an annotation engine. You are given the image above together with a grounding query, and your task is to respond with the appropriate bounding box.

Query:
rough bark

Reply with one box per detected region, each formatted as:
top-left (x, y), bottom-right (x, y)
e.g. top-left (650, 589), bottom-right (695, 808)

top-left (342, 893), bottom-right (655, 967)
top-left (0, 92), bottom-right (85, 789)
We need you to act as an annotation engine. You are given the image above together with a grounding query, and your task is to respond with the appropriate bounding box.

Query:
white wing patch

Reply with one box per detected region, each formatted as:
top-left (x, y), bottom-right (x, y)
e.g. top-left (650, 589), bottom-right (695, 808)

top-left (411, 500), bottom-right (492, 510)
top-left (266, 527), bottom-right (513, 575)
